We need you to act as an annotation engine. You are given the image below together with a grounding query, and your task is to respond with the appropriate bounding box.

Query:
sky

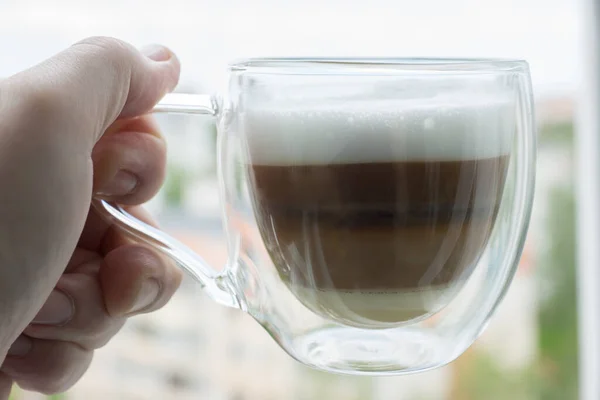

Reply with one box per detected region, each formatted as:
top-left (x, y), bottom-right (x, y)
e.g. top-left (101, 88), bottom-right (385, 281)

top-left (0, 0), bottom-right (581, 97)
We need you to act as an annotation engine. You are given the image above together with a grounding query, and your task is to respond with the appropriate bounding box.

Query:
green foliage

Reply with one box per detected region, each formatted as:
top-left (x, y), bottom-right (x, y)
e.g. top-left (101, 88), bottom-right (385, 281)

top-left (7, 385), bottom-right (18, 400)
top-left (455, 353), bottom-right (539, 400)
top-left (5, 385), bottom-right (66, 400)
top-left (537, 185), bottom-right (578, 400)
top-left (163, 165), bottom-right (188, 208)
top-left (539, 121), bottom-right (573, 146)
top-left (161, 119), bottom-right (219, 209)
top-left (453, 121), bottom-right (578, 400)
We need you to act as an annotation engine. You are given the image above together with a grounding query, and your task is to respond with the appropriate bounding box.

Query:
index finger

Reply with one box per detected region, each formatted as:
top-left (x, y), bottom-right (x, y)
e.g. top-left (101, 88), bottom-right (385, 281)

top-left (92, 114), bottom-right (167, 205)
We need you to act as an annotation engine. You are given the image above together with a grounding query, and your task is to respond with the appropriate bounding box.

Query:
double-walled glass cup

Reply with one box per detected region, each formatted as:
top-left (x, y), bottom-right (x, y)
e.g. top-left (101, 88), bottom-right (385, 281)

top-left (94, 58), bottom-right (535, 375)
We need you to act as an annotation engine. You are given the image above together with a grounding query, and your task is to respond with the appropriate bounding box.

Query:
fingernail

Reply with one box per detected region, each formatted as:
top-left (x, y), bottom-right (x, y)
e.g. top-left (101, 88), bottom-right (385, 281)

top-left (131, 279), bottom-right (161, 313)
top-left (32, 290), bottom-right (74, 326)
top-left (97, 170), bottom-right (138, 197)
top-left (7, 336), bottom-right (32, 357)
top-left (141, 44), bottom-right (172, 62)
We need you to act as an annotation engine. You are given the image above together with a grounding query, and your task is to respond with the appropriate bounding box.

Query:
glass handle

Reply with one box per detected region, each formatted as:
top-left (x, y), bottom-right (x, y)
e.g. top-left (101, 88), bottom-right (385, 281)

top-left (152, 93), bottom-right (220, 115)
top-left (91, 93), bottom-right (240, 309)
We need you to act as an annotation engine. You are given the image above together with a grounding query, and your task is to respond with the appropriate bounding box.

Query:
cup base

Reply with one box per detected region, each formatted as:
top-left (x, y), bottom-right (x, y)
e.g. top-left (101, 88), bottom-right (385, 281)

top-left (292, 326), bottom-right (452, 376)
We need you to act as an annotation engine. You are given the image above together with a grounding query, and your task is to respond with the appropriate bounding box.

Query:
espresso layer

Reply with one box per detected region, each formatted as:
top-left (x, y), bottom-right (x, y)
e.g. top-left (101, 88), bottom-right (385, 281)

top-left (257, 218), bottom-right (499, 290)
top-left (250, 159), bottom-right (507, 221)
top-left (248, 157), bottom-right (509, 324)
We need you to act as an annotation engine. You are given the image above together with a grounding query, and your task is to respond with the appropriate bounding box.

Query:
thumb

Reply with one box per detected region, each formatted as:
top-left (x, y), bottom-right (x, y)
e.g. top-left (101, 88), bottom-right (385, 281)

top-left (2, 36), bottom-right (180, 149)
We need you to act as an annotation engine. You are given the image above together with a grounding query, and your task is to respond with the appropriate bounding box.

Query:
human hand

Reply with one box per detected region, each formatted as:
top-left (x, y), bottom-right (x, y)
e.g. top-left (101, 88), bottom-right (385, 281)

top-left (0, 37), bottom-right (183, 397)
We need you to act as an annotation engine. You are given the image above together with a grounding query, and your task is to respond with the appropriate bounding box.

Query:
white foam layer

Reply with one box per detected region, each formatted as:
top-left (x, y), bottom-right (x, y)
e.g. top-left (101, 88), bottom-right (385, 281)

top-left (242, 93), bottom-right (516, 164)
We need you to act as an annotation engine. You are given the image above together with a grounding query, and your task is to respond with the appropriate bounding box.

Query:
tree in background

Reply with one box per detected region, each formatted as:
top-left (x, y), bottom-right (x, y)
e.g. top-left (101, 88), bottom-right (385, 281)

top-left (7, 386), bottom-right (66, 400)
top-left (535, 121), bottom-right (578, 400)
top-left (537, 186), bottom-right (578, 399)
top-left (451, 121), bottom-right (578, 400)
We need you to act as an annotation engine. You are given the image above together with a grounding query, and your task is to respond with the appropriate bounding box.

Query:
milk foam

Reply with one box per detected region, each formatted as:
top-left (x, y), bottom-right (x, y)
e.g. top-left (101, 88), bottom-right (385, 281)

top-left (243, 93), bottom-right (516, 164)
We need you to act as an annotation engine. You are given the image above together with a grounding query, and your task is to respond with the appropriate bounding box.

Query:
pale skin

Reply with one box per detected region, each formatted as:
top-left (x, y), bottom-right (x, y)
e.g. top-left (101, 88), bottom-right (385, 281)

top-left (0, 37), bottom-right (185, 397)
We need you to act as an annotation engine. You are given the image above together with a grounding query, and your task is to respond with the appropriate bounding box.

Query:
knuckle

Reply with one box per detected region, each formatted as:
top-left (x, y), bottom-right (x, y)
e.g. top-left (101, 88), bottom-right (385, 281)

top-left (167, 267), bottom-right (184, 298)
top-left (34, 373), bottom-right (75, 395)
top-left (85, 320), bottom-right (124, 349)
top-left (4, 86), bottom-right (81, 151)
top-left (1, 64), bottom-right (63, 125)
top-left (70, 36), bottom-right (137, 122)
top-left (70, 276), bottom-right (111, 334)
top-left (75, 36), bottom-right (133, 60)
top-left (77, 314), bottom-right (111, 339)
top-left (51, 274), bottom-right (118, 348)
top-left (39, 354), bottom-right (91, 394)
top-left (73, 36), bottom-right (135, 77)
top-left (14, 343), bottom-right (92, 395)
top-left (173, 266), bottom-right (184, 287)
top-left (72, 36), bottom-right (134, 84)
top-left (16, 85), bottom-right (65, 126)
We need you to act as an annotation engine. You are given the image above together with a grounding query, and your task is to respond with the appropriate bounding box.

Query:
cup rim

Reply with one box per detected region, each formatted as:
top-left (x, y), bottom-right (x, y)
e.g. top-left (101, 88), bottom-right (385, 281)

top-left (229, 57), bottom-right (529, 74)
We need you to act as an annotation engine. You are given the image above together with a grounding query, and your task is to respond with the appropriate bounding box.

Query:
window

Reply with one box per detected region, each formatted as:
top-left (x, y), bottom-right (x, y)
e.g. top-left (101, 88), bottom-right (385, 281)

top-left (1, 1), bottom-right (584, 399)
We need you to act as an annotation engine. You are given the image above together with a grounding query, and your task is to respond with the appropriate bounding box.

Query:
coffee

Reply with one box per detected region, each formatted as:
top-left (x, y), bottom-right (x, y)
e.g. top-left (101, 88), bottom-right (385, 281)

top-left (243, 94), bottom-right (515, 328)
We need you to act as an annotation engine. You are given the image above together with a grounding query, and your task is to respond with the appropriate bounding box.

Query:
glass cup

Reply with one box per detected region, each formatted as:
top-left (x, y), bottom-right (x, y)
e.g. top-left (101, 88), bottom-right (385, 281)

top-left (94, 58), bottom-right (536, 375)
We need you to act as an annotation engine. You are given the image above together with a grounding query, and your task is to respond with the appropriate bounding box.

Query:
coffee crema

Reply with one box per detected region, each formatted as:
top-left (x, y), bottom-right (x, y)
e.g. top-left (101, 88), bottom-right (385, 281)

top-left (244, 94), bottom-right (515, 328)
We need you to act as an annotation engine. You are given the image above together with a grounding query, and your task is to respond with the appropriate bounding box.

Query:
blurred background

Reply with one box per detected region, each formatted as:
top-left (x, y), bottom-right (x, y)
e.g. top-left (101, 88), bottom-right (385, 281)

top-left (0, 0), bottom-right (584, 399)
